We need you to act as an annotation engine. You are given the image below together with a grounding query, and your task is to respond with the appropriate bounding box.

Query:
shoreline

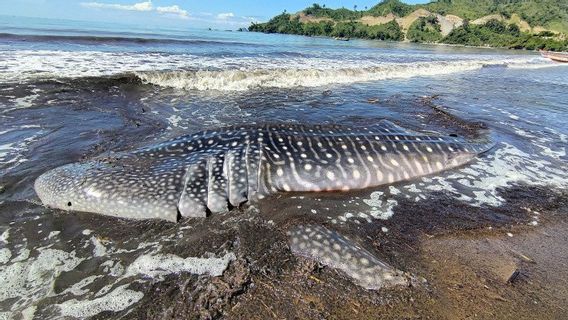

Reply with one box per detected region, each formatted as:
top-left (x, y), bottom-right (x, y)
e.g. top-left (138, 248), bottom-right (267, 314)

top-left (250, 30), bottom-right (549, 53)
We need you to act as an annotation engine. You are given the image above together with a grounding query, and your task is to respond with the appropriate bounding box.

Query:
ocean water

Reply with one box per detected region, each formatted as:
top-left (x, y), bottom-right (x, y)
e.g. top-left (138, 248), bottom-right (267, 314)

top-left (0, 16), bottom-right (567, 318)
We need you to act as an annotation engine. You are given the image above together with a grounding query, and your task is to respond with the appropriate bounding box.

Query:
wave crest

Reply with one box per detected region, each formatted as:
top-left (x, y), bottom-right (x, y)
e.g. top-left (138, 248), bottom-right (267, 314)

top-left (134, 59), bottom-right (545, 91)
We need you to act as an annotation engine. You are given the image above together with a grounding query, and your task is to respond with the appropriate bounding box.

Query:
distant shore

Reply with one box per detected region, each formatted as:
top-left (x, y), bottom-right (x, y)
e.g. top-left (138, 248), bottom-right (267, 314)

top-left (249, 4), bottom-right (568, 52)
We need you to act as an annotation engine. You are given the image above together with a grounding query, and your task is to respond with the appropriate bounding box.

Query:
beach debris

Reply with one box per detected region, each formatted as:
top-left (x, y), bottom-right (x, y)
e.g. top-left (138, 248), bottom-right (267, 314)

top-left (287, 225), bottom-right (409, 290)
top-left (507, 269), bottom-right (521, 284)
top-left (508, 249), bottom-right (535, 264)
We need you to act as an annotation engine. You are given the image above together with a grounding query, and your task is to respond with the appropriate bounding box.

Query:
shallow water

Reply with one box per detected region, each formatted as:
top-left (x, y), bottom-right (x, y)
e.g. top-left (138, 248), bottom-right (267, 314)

top-left (0, 16), bottom-right (567, 319)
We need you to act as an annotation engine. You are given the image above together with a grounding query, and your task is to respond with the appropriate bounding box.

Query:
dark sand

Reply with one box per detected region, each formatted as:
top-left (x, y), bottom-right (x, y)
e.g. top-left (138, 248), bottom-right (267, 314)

top-left (115, 185), bottom-right (568, 320)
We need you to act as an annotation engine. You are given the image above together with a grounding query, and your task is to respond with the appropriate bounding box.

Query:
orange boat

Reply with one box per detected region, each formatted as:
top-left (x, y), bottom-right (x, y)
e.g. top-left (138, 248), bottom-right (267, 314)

top-left (540, 50), bottom-right (568, 63)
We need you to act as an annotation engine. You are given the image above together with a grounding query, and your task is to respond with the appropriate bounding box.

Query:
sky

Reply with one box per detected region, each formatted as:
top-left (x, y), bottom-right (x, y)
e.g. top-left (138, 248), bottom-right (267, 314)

top-left (0, 0), bottom-right (429, 29)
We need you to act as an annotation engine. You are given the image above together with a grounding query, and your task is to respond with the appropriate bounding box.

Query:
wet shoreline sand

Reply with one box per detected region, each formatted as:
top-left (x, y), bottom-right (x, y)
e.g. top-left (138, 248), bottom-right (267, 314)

top-left (115, 184), bottom-right (567, 319)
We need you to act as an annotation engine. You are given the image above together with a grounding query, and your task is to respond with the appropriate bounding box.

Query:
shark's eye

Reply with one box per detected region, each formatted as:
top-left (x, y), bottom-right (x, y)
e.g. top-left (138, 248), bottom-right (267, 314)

top-left (67, 202), bottom-right (72, 207)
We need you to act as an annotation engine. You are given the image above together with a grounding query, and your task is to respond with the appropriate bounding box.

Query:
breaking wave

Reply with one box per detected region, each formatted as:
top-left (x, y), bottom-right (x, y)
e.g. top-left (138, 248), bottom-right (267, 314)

top-left (133, 59), bottom-right (551, 91)
top-left (0, 48), bottom-right (555, 91)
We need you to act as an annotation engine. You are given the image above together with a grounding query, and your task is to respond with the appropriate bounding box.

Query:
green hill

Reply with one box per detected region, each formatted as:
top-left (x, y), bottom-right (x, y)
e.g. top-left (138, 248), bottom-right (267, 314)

top-left (368, 0), bottom-right (414, 17)
top-left (248, 0), bottom-right (568, 51)
top-left (422, 0), bottom-right (568, 33)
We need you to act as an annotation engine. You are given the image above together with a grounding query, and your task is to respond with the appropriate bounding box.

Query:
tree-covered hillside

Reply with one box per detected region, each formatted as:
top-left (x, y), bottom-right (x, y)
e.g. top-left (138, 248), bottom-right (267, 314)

top-left (248, 0), bottom-right (568, 51)
top-left (277, 0), bottom-right (568, 33)
top-left (423, 0), bottom-right (568, 33)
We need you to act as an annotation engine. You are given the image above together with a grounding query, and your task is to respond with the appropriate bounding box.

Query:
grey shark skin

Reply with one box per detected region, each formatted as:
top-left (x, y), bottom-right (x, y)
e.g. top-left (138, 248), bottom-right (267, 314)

top-left (34, 121), bottom-right (493, 222)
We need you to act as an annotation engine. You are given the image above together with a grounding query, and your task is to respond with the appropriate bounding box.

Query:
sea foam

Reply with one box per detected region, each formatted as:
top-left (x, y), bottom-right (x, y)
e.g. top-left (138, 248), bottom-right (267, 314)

top-left (0, 49), bottom-right (554, 92)
top-left (134, 59), bottom-right (551, 91)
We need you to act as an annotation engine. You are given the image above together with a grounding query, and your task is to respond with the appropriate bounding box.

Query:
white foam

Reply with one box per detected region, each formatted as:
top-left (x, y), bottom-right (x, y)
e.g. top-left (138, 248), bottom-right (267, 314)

top-left (535, 143), bottom-right (566, 160)
top-left (0, 248), bottom-right (11, 264)
top-left (0, 226), bottom-right (237, 319)
top-left (20, 306), bottom-right (36, 320)
top-left (89, 236), bottom-right (108, 257)
top-left (57, 284), bottom-right (144, 318)
top-left (396, 142), bottom-right (567, 208)
top-left (0, 129), bottom-right (43, 171)
top-left (61, 275), bottom-right (103, 296)
top-left (11, 248), bottom-right (30, 262)
top-left (362, 191), bottom-right (398, 220)
top-left (439, 143), bottom-right (568, 206)
top-left (166, 114), bottom-right (187, 129)
top-left (47, 231), bottom-right (60, 239)
top-left (0, 229), bottom-right (9, 243)
top-left (336, 141), bottom-right (568, 224)
top-left (0, 248), bottom-right (84, 314)
top-left (125, 252), bottom-right (236, 279)
top-left (12, 94), bottom-right (39, 109)
top-left (0, 49), bottom-right (554, 92)
top-left (134, 59), bottom-right (546, 91)
top-left (0, 143), bottom-right (15, 163)
top-left (102, 260), bottom-right (125, 277)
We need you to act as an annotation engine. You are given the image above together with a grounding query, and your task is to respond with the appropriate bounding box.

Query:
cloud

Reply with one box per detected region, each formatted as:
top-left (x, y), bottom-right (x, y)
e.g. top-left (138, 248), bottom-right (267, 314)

top-left (216, 12), bottom-right (234, 20)
top-left (81, 1), bottom-right (152, 11)
top-left (81, 1), bottom-right (189, 18)
top-left (156, 5), bottom-right (188, 18)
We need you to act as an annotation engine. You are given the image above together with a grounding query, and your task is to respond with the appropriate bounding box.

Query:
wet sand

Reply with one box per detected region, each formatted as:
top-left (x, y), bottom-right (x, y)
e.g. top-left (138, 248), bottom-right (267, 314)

top-left (110, 184), bottom-right (567, 320)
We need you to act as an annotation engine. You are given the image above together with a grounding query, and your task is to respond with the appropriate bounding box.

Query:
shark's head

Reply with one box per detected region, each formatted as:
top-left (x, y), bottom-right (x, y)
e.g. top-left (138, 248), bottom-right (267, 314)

top-left (34, 162), bottom-right (180, 222)
top-left (35, 163), bottom-right (92, 211)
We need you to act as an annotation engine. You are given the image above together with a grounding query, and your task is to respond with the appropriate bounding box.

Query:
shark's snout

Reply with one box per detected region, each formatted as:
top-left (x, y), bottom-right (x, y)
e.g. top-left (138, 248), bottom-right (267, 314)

top-left (34, 163), bottom-right (91, 210)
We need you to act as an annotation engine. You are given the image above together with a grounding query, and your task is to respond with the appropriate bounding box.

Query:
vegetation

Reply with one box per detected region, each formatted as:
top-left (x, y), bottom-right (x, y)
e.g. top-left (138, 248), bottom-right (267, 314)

top-left (295, 0), bottom-right (568, 33)
top-left (367, 0), bottom-right (413, 17)
top-left (249, 0), bottom-right (568, 51)
top-left (423, 0), bottom-right (568, 34)
top-left (407, 16), bottom-right (442, 43)
top-left (250, 16), bottom-right (404, 41)
top-left (444, 19), bottom-right (568, 51)
top-left (303, 4), bottom-right (363, 20)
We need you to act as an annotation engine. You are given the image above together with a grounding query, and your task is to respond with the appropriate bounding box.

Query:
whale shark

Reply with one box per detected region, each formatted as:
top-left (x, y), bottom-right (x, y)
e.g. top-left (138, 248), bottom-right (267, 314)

top-left (34, 121), bottom-right (493, 222)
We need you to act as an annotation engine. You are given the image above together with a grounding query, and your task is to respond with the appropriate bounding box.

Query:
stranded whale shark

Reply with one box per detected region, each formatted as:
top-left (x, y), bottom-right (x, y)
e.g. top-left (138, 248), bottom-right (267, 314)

top-left (34, 121), bottom-right (493, 222)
